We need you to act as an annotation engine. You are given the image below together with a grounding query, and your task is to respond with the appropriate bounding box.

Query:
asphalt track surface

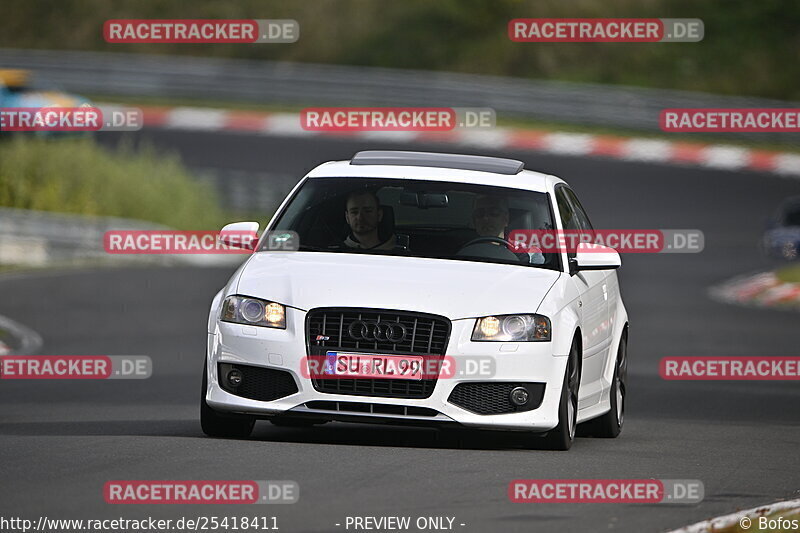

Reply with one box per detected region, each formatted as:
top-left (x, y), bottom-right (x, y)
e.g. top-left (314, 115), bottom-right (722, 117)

top-left (1, 129), bottom-right (800, 533)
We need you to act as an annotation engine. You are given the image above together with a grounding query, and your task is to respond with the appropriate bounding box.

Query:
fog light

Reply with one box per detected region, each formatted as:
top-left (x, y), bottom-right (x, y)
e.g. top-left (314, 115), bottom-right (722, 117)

top-left (510, 386), bottom-right (529, 406)
top-left (227, 369), bottom-right (244, 388)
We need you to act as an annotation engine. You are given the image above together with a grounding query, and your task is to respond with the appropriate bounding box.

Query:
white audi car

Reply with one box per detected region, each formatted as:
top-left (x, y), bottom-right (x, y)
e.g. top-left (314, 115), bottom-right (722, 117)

top-left (202, 151), bottom-right (629, 450)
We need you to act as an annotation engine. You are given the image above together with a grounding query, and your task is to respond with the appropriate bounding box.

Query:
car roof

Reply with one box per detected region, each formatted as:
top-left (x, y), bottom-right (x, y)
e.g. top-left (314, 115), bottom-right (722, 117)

top-left (351, 150), bottom-right (525, 174)
top-left (305, 151), bottom-right (564, 193)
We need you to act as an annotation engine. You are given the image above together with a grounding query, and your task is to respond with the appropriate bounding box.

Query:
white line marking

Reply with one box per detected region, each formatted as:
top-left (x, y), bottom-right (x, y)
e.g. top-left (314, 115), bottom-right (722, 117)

top-left (774, 153), bottom-right (800, 176)
top-left (622, 139), bottom-right (673, 162)
top-left (456, 128), bottom-right (512, 148)
top-left (542, 132), bottom-right (595, 155)
top-left (166, 107), bottom-right (228, 131)
top-left (142, 107), bottom-right (800, 178)
top-left (263, 113), bottom-right (317, 137)
top-left (701, 145), bottom-right (750, 170)
top-left (357, 131), bottom-right (421, 142)
top-left (709, 270), bottom-right (800, 310)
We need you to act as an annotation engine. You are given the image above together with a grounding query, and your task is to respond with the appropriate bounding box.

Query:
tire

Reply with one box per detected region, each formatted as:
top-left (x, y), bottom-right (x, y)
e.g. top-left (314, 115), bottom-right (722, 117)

top-left (542, 339), bottom-right (581, 451)
top-left (590, 333), bottom-right (627, 438)
top-left (200, 363), bottom-right (255, 439)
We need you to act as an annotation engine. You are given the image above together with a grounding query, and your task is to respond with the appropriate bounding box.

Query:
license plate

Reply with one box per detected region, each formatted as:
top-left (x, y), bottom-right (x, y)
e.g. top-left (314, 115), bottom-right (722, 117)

top-left (323, 351), bottom-right (424, 380)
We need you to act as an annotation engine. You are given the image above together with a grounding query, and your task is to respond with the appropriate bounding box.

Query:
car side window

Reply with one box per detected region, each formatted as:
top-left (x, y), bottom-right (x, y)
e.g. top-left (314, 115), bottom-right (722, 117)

top-left (555, 187), bottom-right (579, 231)
top-left (564, 188), bottom-right (594, 234)
top-left (555, 187), bottom-right (580, 260)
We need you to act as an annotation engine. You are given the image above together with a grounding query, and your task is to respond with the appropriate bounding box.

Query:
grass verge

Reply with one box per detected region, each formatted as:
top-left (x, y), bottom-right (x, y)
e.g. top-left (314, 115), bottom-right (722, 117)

top-left (0, 135), bottom-right (227, 230)
top-left (776, 265), bottom-right (800, 284)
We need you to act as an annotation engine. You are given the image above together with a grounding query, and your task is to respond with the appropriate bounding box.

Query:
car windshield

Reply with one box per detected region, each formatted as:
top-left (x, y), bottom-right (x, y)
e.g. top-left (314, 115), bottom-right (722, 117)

top-left (264, 177), bottom-right (559, 270)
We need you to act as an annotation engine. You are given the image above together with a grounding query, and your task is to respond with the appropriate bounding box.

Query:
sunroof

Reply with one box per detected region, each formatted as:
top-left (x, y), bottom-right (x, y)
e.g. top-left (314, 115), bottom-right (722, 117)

top-left (350, 151), bottom-right (525, 175)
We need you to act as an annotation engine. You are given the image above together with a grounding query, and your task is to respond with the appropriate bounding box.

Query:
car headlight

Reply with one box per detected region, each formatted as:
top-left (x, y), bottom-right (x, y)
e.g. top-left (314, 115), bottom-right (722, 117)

top-left (221, 295), bottom-right (286, 329)
top-left (472, 314), bottom-right (551, 342)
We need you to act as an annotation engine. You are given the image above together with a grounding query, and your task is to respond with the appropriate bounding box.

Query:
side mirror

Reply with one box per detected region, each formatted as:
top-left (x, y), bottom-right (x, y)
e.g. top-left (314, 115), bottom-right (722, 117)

top-left (572, 242), bottom-right (621, 272)
top-left (219, 222), bottom-right (260, 250)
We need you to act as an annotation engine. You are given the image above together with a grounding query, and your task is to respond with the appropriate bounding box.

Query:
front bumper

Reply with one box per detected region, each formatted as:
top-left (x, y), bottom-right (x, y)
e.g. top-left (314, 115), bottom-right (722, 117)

top-left (206, 308), bottom-right (567, 432)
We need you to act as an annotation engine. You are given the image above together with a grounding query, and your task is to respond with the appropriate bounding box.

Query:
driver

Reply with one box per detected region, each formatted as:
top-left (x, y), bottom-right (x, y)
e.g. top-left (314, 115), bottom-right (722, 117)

top-left (473, 195), bottom-right (510, 239)
top-left (342, 190), bottom-right (397, 250)
top-left (468, 195), bottom-right (544, 264)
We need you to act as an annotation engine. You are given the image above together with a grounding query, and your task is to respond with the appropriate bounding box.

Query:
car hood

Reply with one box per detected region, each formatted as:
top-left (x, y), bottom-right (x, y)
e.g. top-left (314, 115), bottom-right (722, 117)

top-left (235, 252), bottom-right (560, 320)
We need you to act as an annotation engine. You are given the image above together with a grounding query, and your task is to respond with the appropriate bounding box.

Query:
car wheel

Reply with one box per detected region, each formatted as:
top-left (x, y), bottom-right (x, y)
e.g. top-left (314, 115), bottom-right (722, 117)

top-left (200, 362), bottom-right (255, 439)
top-left (591, 333), bottom-right (627, 438)
top-left (542, 339), bottom-right (580, 451)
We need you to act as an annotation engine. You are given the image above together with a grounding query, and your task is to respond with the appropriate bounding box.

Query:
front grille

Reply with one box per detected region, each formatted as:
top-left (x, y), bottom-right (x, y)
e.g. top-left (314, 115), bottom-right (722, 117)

top-left (305, 401), bottom-right (439, 417)
top-left (218, 363), bottom-right (298, 402)
top-left (448, 382), bottom-right (546, 415)
top-left (306, 308), bottom-right (451, 399)
top-left (307, 308), bottom-right (450, 355)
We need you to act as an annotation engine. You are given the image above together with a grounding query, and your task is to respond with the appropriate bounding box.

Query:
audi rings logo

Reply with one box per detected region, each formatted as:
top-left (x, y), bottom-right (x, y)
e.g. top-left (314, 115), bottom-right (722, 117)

top-left (347, 320), bottom-right (407, 342)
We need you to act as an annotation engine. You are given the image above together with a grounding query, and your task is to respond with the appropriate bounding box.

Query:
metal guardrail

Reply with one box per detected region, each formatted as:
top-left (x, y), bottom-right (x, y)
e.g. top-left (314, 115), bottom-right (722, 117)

top-left (2, 48), bottom-right (799, 142)
top-left (192, 167), bottom-right (297, 213)
top-left (0, 207), bottom-right (165, 266)
top-left (0, 207), bottom-right (238, 267)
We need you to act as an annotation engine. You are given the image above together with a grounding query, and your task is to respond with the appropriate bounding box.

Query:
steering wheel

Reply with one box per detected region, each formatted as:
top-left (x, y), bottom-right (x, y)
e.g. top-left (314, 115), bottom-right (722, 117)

top-left (460, 236), bottom-right (516, 249)
top-left (457, 236), bottom-right (532, 264)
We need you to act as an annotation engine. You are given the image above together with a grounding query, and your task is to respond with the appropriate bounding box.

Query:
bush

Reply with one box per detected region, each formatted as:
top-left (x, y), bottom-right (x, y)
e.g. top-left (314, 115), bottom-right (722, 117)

top-left (0, 136), bottom-right (227, 230)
